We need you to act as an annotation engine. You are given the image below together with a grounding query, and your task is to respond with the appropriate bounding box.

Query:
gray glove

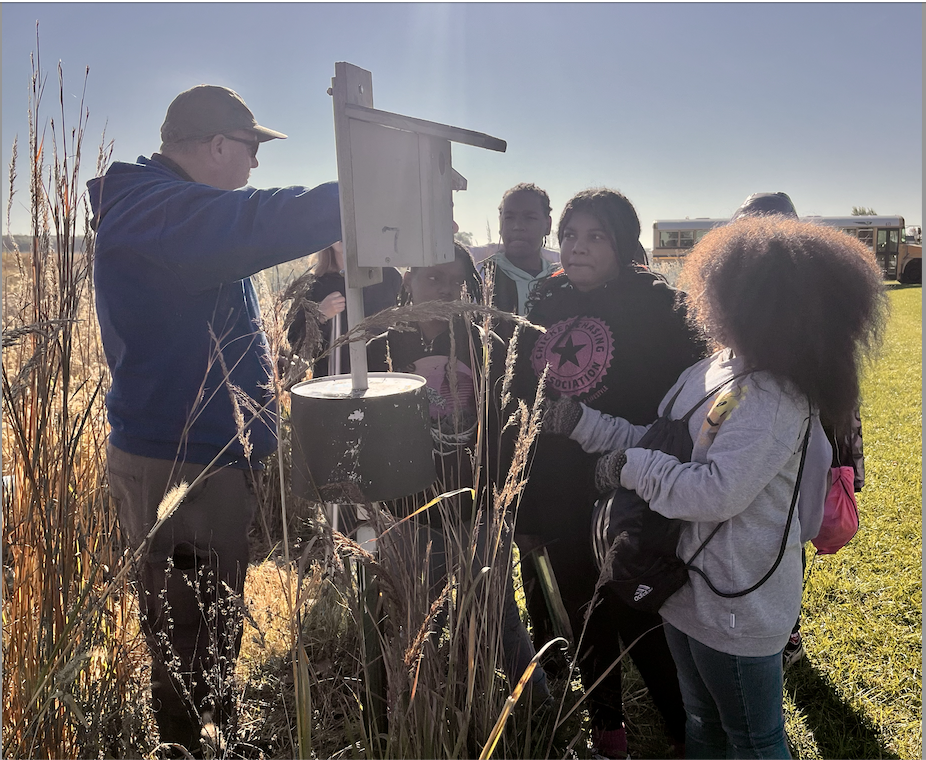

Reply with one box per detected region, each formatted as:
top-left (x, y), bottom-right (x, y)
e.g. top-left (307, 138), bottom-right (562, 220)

top-left (594, 449), bottom-right (627, 493)
top-left (542, 396), bottom-right (583, 437)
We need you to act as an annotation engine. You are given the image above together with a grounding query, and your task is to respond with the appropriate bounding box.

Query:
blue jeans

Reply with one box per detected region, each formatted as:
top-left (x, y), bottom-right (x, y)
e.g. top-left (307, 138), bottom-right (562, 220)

top-left (664, 622), bottom-right (791, 759)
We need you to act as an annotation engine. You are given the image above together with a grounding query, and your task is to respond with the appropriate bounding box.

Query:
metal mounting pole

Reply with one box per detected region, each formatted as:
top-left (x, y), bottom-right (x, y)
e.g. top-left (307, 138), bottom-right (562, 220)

top-left (330, 311), bottom-right (342, 376)
top-left (343, 282), bottom-right (368, 390)
top-left (331, 62), bottom-right (379, 393)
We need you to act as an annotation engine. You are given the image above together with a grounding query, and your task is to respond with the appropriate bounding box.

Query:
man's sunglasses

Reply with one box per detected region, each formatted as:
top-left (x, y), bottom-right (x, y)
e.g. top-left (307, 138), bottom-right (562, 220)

top-left (222, 134), bottom-right (260, 158)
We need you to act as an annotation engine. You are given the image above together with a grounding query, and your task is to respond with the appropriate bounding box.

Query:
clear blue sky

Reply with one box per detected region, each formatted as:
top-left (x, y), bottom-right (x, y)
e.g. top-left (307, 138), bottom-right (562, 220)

top-left (2, 2), bottom-right (922, 247)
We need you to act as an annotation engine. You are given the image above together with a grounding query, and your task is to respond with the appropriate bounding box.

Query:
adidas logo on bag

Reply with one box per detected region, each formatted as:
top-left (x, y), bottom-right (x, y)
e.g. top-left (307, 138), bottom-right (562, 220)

top-left (633, 584), bottom-right (653, 602)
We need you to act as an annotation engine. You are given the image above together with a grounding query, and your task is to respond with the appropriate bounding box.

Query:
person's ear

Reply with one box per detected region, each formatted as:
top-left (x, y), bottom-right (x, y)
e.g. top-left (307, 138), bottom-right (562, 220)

top-left (209, 134), bottom-right (230, 162)
top-left (544, 216), bottom-right (553, 237)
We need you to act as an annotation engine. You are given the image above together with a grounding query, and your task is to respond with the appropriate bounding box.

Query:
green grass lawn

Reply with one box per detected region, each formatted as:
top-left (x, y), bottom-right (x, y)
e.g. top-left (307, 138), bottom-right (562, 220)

top-left (784, 284), bottom-right (922, 760)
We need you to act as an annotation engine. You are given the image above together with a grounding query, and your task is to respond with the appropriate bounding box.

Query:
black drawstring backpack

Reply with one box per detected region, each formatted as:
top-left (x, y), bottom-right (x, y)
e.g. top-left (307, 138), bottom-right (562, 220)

top-left (591, 373), bottom-right (810, 614)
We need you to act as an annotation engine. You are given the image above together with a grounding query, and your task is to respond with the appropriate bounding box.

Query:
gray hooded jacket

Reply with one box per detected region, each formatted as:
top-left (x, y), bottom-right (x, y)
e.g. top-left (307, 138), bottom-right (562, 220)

top-left (570, 349), bottom-right (829, 656)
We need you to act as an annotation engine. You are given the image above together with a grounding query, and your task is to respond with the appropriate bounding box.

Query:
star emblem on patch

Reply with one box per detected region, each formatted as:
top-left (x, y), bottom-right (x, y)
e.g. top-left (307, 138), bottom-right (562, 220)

top-left (531, 317), bottom-right (615, 397)
top-left (552, 334), bottom-right (585, 369)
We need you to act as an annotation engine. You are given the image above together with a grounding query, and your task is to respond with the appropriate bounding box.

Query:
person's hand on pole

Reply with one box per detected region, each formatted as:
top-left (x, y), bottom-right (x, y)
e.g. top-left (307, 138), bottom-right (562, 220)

top-left (318, 292), bottom-right (346, 321)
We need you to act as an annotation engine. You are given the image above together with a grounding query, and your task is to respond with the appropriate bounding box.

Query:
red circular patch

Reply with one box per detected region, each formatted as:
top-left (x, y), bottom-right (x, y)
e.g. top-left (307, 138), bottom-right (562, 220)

top-left (531, 317), bottom-right (614, 397)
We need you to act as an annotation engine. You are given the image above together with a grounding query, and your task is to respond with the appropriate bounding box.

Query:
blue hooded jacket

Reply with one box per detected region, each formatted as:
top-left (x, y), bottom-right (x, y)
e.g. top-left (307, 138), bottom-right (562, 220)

top-left (88, 154), bottom-right (341, 467)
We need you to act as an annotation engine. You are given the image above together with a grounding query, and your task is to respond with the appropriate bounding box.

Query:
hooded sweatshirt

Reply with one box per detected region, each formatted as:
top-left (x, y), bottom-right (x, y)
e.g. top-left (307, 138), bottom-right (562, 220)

top-left (569, 349), bottom-right (830, 656)
top-left (88, 154), bottom-right (341, 467)
top-left (486, 252), bottom-right (559, 317)
top-left (508, 268), bottom-right (706, 539)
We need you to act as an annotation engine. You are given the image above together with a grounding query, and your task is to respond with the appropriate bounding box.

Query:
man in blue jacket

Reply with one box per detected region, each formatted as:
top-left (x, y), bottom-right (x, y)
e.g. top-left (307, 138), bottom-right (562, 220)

top-left (88, 84), bottom-right (341, 756)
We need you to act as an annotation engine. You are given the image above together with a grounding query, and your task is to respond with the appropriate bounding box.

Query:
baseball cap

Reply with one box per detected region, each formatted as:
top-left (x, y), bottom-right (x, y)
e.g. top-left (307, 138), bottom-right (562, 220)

top-left (160, 84), bottom-right (287, 145)
top-left (730, 192), bottom-right (798, 221)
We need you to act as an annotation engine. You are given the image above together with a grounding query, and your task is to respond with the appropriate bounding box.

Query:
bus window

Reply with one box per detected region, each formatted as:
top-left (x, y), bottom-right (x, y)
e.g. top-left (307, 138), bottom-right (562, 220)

top-left (656, 214), bottom-right (914, 279)
top-left (844, 228), bottom-right (874, 249)
top-left (877, 228), bottom-right (900, 254)
top-left (660, 231), bottom-right (680, 248)
top-left (876, 228), bottom-right (900, 278)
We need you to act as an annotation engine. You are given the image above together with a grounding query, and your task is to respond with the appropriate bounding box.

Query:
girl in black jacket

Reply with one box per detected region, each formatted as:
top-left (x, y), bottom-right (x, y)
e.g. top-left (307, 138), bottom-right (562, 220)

top-left (508, 189), bottom-right (705, 758)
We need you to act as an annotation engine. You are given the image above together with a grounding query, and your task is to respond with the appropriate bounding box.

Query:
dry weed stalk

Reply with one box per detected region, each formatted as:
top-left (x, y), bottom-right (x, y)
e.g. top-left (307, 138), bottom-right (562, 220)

top-left (244, 264), bottom-right (556, 758)
top-left (2, 35), bottom-right (146, 759)
top-left (336, 310), bottom-right (546, 757)
top-left (278, 276), bottom-right (543, 389)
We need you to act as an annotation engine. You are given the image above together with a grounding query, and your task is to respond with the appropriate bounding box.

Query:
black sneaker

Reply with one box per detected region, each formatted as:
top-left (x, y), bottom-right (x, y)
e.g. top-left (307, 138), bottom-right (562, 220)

top-left (782, 631), bottom-right (805, 669)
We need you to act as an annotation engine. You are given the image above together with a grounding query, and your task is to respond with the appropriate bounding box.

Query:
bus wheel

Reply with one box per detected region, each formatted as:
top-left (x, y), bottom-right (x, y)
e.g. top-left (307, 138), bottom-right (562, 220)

top-left (899, 259), bottom-right (922, 284)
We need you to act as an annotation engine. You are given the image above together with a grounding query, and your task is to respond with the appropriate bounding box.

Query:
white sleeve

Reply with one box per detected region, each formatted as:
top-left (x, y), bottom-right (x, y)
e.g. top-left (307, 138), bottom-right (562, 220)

top-left (570, 404), bottom-right (650, 454)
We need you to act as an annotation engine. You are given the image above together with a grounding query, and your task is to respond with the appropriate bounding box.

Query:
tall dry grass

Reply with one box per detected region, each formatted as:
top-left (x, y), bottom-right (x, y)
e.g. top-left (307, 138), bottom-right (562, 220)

top-left (4, 40), bottom-right (549, 757)
top-left (2, 38), bottom-right (620, 760)
top-left (1, 40), bottom-right (152, 759)
top-left (246, 261), bottom-right (575, 758)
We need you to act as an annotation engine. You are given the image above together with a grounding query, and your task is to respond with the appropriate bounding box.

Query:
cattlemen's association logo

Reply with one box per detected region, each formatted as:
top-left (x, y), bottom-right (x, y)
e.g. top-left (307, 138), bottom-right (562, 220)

top-left (531, 317), bottom-right (614, 397)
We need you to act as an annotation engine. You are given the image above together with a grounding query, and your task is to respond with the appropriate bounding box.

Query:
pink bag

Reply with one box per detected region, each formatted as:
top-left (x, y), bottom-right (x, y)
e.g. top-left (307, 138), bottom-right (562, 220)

top-left (812, 465), bottom-right (860, 554)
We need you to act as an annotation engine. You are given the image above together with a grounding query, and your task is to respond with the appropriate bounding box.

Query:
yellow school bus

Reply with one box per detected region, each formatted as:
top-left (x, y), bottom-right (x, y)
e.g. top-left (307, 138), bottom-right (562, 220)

top-left (651, 219), bottom-right (726, 263)
top-left (802, 216), bottom-right (921, 282)
top-left (652, 215), bottom-right (921, 283)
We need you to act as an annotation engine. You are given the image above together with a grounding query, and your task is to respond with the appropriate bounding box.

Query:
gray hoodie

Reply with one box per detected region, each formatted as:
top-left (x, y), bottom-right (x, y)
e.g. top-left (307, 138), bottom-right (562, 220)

top-left (570, 349), bottom-right (830, 656)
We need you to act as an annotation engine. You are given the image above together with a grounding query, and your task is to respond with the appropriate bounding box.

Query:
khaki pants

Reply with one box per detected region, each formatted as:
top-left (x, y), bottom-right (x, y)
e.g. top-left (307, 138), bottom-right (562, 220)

top-left (107, 443), bottom-right (256, 753)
